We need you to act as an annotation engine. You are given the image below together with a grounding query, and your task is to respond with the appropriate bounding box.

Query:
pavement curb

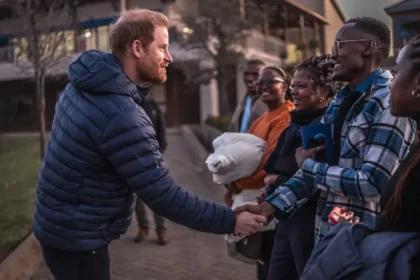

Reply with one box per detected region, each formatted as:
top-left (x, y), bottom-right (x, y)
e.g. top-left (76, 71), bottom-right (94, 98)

top-left (0, 233), bottom-right (42, 280)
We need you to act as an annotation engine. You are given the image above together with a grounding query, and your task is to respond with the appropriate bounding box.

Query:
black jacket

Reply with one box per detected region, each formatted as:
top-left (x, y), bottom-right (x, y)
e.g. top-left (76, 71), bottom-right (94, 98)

top-left (264, 108), bottom-right (326, 191)
top-left (143, 98), bottom-right (167, 153)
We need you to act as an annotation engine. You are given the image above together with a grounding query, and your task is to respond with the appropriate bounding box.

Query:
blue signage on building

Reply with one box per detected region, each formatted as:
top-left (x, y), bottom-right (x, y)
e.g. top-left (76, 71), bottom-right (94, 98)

top-left (397, 16), bottom-right (413, 39)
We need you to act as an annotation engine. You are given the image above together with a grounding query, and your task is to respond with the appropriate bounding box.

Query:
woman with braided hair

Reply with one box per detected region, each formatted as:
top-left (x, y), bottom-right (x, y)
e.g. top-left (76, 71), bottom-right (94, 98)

top-left (299, 35), bottom-right (420, 280)
top-left (262, 54), bottom-right (340, 280)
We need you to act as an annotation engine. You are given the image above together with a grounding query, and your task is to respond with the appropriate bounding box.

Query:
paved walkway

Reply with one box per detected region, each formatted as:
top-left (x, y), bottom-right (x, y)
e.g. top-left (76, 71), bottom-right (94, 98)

top-left (32, 127), bottom-right (256, 280)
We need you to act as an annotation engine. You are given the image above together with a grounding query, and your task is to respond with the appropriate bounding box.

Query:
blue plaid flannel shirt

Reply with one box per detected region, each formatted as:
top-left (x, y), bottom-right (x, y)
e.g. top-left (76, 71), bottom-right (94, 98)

top-left (265, 70), bottom-right (417, 243)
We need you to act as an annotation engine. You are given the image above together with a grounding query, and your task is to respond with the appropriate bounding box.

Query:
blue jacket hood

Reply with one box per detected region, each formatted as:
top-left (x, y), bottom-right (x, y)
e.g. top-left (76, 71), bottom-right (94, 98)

top-left (68, 50), bottom-right (145, 98)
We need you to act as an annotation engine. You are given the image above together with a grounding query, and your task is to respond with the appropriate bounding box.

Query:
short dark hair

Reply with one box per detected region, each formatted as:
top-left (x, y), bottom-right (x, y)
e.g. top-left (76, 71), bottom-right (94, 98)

top-left (346, 17), bottom-right (391, 61)
top-left (246, 59), bottom-right (265, 67)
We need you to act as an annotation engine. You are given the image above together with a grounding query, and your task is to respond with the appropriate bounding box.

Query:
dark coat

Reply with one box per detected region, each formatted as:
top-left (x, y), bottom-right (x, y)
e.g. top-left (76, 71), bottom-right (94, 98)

top-left (143, 98), bottom-right (167, 153)
top-left (301, 223), bottom-right (420, 280)
top-left (33, 50), bottom-right (236, 251)
top-left (264, 108), bottom-right (326, 190)
top-left (263, 108), bottom-right (325, 278)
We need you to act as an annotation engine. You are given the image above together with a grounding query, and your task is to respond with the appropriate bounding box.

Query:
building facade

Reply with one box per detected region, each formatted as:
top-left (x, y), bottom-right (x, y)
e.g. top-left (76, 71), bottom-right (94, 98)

top-left (0, 0), bottom-right (345, 132)
top-left (385, 0), bottom-right (420, 51)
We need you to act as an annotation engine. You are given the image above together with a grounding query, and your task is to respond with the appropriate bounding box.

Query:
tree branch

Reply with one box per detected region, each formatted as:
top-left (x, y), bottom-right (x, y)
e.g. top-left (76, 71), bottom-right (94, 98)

top-left (11, 0), bottom-right (73, 78)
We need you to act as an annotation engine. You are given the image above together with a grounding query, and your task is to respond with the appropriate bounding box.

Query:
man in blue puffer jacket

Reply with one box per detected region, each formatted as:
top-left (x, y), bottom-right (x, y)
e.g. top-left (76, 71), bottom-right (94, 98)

top-left (33, 9), bottom-right (267, 280)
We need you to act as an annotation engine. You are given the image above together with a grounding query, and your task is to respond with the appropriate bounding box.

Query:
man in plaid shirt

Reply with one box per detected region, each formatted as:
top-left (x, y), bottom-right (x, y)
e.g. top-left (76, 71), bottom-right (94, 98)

top-left (235, 17), bottom-right (417, 243)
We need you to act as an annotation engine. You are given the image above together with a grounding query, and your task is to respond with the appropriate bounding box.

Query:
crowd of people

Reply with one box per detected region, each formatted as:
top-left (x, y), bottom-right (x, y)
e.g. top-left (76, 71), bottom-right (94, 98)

top-left (31, 7), bottom-right (420, 280)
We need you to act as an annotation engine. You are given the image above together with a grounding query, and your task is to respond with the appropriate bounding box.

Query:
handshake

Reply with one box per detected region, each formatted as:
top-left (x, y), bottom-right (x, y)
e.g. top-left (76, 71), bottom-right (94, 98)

top-left (232, 195), bottom-right (276, 236)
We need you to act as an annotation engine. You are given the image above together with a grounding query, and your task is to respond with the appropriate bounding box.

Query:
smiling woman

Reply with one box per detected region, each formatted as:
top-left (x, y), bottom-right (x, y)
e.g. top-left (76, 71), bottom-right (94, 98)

top-left (260, 55), bottom-right (338, 280)
top-left (235, 65), bottom-right (294, 191)
top-left (291, 54), bottom-right (337, 111)
top-left (233, 65), bottom-right (294, 279)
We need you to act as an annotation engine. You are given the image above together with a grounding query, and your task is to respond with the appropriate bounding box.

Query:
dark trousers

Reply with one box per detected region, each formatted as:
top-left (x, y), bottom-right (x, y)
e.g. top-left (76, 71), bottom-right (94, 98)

top-left (257, 230), bottom-right (275, 280)
top-left (41, 244), bottom-right (110, 280)
top-left (267, 194), bottom-right (318, 280)
top-left (135, 196), bottom-right (166, 233)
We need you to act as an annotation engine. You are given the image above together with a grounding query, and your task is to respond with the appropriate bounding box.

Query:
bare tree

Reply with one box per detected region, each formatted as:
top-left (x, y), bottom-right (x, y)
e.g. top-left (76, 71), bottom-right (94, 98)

top-left (8, 0), bottom-right (75, 159)
top-left (176, 0), bottom-right (265, 116)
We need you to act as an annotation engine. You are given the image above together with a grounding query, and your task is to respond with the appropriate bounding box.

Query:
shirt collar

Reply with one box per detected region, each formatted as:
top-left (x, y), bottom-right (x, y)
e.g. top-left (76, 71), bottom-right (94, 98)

top-left (341, 69), bottom-right (383, 95)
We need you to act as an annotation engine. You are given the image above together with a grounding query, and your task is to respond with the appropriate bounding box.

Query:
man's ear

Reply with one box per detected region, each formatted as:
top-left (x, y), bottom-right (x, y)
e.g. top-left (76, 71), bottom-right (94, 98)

top-left (363, 40), bottom-right (377, 57)
top-left (131, 39), bottom-right (143, 59)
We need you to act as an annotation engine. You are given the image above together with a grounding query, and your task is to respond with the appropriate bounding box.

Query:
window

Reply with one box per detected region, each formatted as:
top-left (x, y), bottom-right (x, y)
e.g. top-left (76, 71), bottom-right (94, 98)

top-left (82, 29), bottom-right (96, 50)
top-left (98, 25), bottom-right (110, 51)
top-left (13, 30), bottom-right (75, 62)
top-left (0, 94), bottom-right (34, 122)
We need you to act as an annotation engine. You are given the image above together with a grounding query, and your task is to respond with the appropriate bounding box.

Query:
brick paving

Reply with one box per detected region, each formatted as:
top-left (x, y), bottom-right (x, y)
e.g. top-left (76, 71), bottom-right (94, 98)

top-left (32, 128), bottom-right (256, 280)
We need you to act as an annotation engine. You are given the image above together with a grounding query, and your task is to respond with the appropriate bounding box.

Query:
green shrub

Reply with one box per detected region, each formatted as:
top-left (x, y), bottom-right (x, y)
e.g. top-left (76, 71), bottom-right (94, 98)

top-left (205, 115), bottom-right (231, 132)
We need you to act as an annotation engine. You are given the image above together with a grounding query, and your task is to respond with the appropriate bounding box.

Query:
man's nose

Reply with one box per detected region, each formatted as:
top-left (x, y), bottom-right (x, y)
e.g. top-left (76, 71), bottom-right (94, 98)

top-left (165, 50), bottom-right (173, 64)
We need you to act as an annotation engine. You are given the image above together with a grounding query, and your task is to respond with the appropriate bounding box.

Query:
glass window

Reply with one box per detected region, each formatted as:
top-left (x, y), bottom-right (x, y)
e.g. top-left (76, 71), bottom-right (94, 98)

top-left (13, 30), bottom-right (75, 62)
top-left (0, 94), bottom-right (34, 122)
top-left (82, 29), bottom-right (96, 50)
top-left (98, 25), bottom-right (109, 51)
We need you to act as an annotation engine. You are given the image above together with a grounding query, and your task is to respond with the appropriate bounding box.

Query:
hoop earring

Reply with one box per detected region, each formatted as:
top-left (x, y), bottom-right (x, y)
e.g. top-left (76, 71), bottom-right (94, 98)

top-left (412, 90), bottom-right (420, 98)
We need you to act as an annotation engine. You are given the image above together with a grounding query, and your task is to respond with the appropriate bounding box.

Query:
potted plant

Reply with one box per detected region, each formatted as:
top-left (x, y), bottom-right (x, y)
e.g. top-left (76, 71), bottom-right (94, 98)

top-left (296, 43), bottom-right (306, 52)
top-left (308, 39), bottom-right (319, 54)
top-left (280, 50), bottom-right (288, 60)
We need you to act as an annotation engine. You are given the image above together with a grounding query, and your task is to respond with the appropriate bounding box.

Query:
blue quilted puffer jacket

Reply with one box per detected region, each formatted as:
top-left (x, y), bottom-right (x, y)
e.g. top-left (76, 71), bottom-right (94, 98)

top-left (33, 50), bottom-right (236, 251)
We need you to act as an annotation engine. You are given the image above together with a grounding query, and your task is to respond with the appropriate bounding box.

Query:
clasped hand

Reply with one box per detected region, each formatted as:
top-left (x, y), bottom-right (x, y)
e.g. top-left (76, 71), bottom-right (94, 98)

top-left (233, 201), bottom-right (276, 235)
top-left (295, 145), bottom-right (325, 168)
top-left (232, 144), bottom-right (324, 236)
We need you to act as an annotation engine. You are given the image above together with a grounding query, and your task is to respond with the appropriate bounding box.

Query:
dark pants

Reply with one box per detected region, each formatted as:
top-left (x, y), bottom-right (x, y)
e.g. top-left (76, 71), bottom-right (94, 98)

top-left (257, 230), bottom-right (276, 280)
top-left (135, 196), bottom-right (166, 233)
top-left (267, 194), bottom-right (318, 280)
top-left (41, 244), bottom-right (110, 280)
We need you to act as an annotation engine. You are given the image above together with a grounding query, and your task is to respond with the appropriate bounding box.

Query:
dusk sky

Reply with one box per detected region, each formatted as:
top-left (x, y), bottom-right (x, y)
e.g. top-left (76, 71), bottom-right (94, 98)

top-left (338, 0), bottom-right (399, 24)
